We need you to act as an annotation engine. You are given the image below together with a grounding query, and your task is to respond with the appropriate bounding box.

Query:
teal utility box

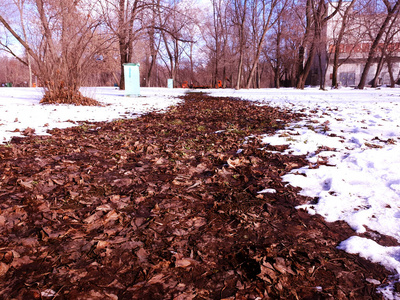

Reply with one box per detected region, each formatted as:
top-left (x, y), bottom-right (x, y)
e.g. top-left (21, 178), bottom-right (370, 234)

top-left (168, 78), bottom-right (173, 89)
top-left (123, 63), bottom-right (140, 96)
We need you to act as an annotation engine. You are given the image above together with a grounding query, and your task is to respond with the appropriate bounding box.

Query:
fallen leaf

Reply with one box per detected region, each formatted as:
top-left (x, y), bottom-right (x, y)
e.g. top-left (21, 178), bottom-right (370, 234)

top-left (175, 258), bottom-right (193, 268)
top-left (273, 257), bottom-right (296, 275)
top-left (136, 248), bottom-right (148, 264)
top-left (0, 262), bottom-right (9, 276)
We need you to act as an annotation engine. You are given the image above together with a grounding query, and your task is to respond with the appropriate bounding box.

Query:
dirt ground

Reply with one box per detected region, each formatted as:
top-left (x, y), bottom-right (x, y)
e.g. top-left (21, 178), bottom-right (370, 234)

top-left (0, 93), bottom-right (395, 299)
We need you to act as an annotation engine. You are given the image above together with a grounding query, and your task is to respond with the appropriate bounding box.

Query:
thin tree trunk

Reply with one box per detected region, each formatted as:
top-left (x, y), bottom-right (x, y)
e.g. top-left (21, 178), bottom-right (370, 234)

top-left (213, 0), bottom-right (219, 88)
top-left (236, 54), bottom-right (244, 90)
top-left (235, 0), bottom-right (247, 90)
top-left (332, 0), bottom-right (355, 88)
top-left (16, 0), bottom-right (32, 87)
top-left (274, 21), bottom-right (281, 88)
top-left (245, 27), bottom-right (267, 89)
top-left (372, 53), bottom-right (385, 87)
top-left (245, 0), bottom-right (279, 89)
top-left (189, 42), bottom-right (194, 85)
top-left (318, 51), bottom-right (324, 90)
top-left (387, 56), bottom-right (395, 87)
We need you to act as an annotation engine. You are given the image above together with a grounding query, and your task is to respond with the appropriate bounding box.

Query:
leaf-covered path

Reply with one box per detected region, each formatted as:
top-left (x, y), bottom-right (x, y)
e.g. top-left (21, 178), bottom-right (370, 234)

top-left (0, 93), bottom-right (392, 299)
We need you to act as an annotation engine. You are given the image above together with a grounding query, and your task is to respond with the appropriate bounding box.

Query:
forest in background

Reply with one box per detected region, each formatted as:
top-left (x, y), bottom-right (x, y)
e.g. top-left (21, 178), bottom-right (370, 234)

top-left (0, 0), bottom-right (400, 102)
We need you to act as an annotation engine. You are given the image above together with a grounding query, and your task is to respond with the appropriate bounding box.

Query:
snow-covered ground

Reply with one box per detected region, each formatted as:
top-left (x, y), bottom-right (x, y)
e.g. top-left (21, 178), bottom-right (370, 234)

top-left (0, 87), bottom-right (184, 143)
top-left (1, 86), bottom-right (400, 298)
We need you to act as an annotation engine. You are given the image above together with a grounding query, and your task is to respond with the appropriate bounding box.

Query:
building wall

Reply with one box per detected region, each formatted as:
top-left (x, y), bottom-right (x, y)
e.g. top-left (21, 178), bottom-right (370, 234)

top-left (324, 62), bottom-right (400, 87)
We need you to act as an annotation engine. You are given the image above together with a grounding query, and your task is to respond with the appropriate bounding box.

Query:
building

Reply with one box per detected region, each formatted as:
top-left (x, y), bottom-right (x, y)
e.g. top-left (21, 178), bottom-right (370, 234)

top-left (311, 1), bottom-right (400, 87)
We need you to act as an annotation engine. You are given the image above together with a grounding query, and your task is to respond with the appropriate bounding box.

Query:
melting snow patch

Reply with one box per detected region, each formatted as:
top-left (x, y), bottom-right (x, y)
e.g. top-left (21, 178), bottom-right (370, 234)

top-left (257, 188), bottom-right (277, 194)
top-left (338, 236), bottom-right (400, 299)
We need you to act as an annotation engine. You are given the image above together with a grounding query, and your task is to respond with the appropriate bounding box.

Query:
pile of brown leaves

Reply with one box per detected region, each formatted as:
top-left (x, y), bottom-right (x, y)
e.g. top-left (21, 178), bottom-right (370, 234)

top-left (0, 93), bottom-right (393, 299)
top-left (40, 89), bottom-right (100, 106)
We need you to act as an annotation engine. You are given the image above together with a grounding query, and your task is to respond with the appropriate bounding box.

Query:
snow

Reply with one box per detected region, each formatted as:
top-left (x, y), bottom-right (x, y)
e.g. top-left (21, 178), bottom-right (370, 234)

top-left (207, 87), bottom-right (400, 299)
top-left (1, 86), bottom-right (400, 298)
top-left (257, 188), bottom-right (277, 194)
top-left (0, 87), bottom-right (184, 143)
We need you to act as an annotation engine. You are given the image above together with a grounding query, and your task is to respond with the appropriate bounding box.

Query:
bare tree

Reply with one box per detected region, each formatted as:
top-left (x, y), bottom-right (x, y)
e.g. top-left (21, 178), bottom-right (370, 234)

top-left (357, 0), bottom-right (400, 89)
top-left (270, 16), bottom-right (283, 88)
top-left (0, 55), bottom-right (29, 85)
top-left (211, 0), bottom-right (225, 87)
top-left (0, 0), bottom-right (111, 104)
top-left (0, 0), bottom-right (33, 86)
top-left (295, 0), bottom-right (342, 89)
top-left (144, 0), bottom-right (161, 87)
top-left (201, 0), bottom-right (233, 87)
top-left (266, 1), bottom-right (303, 88)
top-left (14, 0), bottom-right (32, 87)
top-left (232, 0), bottom-right (248, 89)
top-left (328, 0), bottom-right (358, 88)
top-left (245, 0), bottom-right (284, 88)
top-left (370, 9), bottom-right (400, 87)
top-left (157, 0), bottom-right (195, 87)
top-left (97, 0), bottom-right (146, 89)
top-left (384, 19), bottom-right (400, 87)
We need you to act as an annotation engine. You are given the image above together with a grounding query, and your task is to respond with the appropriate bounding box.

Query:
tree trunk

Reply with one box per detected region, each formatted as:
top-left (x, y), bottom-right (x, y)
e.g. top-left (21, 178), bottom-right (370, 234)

top-left (274, 21), bottom-right (282, 88)
top-left (296, 46), bottom-right (305, 88)
top-left (358, 1), bottom-right (400, 89)
top-left (331, 0), bottom-right (355, 88)
top-left (119, 41), bottom-right (129, 90)
top-left (296, 43), bottom-right (316, 89)
top-left (318, 51), bottom-right (324, 90)
top-left (372, 54), bottom-right (385, 88)
top-left (387, 56), bottom-right (395, 87)
top-left (146, 4), bottom-right (158, 88)
top-left (332, 47), bottom-right (339, 88)
top-left (245, 29), bottom-right (266, 89)
top-left (236, 53), bottom-right (244, 90)
top-left (212, 0), bottom-right (219, 88)
top-left (234, 0), bottom-right (247, 90)
top-left (16, 0), bottom-right (32, 87)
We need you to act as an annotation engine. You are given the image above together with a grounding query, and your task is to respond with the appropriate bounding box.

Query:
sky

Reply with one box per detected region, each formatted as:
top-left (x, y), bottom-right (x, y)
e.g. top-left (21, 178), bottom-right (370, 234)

top-left (1, 86), bottom-right (400, 299)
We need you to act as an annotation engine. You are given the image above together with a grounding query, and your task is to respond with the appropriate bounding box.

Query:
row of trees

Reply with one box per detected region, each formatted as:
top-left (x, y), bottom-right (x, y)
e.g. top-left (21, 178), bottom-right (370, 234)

top-left (0, 0), bottom-right (400, 103)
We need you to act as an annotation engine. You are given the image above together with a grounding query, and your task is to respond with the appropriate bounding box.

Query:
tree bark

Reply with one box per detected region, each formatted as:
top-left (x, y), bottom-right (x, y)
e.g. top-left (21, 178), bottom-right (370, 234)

top-left (372, 52), bottom-right (385, 87)
top-left (386, 56), bottom-right (395, 87)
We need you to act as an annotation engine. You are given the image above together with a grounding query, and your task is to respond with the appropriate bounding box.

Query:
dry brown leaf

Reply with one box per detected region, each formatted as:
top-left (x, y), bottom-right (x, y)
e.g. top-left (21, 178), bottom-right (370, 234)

top-left (11, 256), bottom-right (33, 268)
top-left (96, 241), bottom-right (109, 250)
top-left (173, 229), bottom-right (187, 236)
top-left (17, 179), bottom-right (34, 189)
top-left (84, 211), bottom-right (102, 224)
top-left (175, 258), bottom-right (196, 268)
top-left (191, 217), bottom-right (207, 228)
top-left (273, 257), bottom-right (296, 275)
top-left (0, 262), bottom-right (9, 277)
top-left (136, 248), bottom-right (148, 264)
top-left (104, 210), bottom-right (119, 223)
top-left (96, 204), bottom-right (112, 212)
top-left (148, 274), bottom-right (165, 284)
